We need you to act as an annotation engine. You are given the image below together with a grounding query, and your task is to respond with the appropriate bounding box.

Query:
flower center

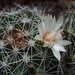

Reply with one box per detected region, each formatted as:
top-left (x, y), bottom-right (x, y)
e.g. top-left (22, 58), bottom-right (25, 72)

top-left (43, 33), bottom-right (55, 42)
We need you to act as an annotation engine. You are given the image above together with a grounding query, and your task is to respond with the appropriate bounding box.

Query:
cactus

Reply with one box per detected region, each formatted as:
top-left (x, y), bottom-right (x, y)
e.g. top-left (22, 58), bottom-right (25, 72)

top-left (0, 3), bottom-right (75, 75)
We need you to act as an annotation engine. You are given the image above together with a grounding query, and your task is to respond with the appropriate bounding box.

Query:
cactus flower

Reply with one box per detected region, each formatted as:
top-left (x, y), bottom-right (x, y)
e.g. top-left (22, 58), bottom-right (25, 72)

top-left (35, 15), bottom-right (71, 61)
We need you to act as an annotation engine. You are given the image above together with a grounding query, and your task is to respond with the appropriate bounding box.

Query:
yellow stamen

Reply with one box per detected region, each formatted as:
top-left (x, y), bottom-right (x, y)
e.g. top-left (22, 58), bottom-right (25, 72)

top-left (43, 33), bottom-right (55, 41)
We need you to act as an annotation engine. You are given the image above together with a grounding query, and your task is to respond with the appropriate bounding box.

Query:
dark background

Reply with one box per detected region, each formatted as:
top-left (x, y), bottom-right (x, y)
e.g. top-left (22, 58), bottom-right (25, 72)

top-left (0, 0), bottom-right (59, 7)
top-left (0, 0), bottom-right (74, 7)
top-left (0, 0), bottom-right (74, 17)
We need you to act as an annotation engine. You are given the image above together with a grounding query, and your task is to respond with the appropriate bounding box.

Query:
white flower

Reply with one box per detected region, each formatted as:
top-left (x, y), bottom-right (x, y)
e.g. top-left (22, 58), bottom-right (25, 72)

top-left (35, 15), bottom-right (71, 61)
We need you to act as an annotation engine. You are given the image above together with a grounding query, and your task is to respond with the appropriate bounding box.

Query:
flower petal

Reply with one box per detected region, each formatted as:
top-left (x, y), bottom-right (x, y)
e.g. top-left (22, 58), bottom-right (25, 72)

top-left (45, 14), bottom-right (51, 27)
top-left (52, 48), bottom-right (61, 61)
top-left (38, 21), bottom-right (46, 37)
top-left (49, 16), bottom-right (56, 32)
top-left (55, 29), bottom-right (63, 40)
top-left (43, 42), bottom-right (49, 47)
top-left (48, 41), bottom-right (56, 48)
top-left (45, 15), bottom-right (56, 32)
top-left (57, 40), bottom-right (72, 46)
top-left (45, 15), bottom-right (51, 32)
top-left (52, 44), bottom-right (66, 52)
top-left (52, 16), bottom-right (63, 34)
top-left (34, 35), bottom-right (43, 41)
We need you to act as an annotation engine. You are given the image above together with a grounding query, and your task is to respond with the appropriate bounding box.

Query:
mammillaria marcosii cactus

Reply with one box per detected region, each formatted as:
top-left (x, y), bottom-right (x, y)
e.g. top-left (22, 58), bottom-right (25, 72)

top-left (35, 15), bottom-right (71, 61)
top-left (0, 4), bottom-right (75, 75)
